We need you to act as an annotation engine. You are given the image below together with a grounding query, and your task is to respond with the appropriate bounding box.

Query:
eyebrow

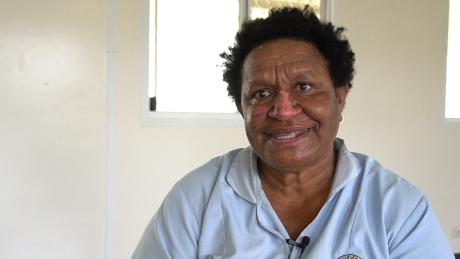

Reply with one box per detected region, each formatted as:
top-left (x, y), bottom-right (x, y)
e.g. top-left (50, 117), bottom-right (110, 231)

top-left (249, 61), bottom-right (318, 78)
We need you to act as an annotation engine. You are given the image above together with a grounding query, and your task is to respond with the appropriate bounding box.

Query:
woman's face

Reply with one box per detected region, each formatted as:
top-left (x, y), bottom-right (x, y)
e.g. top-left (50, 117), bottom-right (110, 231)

top-left (238, 39), bottom-right (348, 172)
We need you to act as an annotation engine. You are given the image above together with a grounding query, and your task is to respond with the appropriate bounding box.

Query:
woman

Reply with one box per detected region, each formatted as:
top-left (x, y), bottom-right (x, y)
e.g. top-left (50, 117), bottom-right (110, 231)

top-left (132, 6), bottom-right (454, 259)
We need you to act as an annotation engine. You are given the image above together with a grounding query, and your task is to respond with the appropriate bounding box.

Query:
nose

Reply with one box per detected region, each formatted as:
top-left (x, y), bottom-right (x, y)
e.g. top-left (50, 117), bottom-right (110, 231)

top-left (268, 91), bottom-right (301, 121)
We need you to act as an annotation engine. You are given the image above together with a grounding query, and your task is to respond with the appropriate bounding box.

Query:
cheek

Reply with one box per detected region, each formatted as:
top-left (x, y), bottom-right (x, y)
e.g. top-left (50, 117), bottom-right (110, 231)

top-left (252, 104), bottom-right (269, 117)
top-left (314, 92), bottom-right (329, 101)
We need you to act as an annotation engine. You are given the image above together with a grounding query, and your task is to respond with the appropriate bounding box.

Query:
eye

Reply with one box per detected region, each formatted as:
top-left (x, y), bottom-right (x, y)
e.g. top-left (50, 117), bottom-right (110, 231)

top-left (250, 89), bottom-right (271, 104)
top-left (255, 89), bottom-right (270, 98)
top-left (297, 82), bottom-right (312, 91)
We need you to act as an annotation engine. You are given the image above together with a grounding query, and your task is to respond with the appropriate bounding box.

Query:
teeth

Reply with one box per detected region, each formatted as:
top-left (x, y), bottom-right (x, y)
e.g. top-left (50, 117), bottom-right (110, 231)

top-left (272, 129), bottom-right (309, 140)
top-left (275, 133), bottom-right (297, 139)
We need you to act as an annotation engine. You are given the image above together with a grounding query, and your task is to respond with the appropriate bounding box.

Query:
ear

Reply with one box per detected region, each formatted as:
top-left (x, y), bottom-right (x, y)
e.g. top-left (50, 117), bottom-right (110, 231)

top-left (336, 84), bottom-right (349, 111)
top-left (237, 104), bottom-right (244, 118)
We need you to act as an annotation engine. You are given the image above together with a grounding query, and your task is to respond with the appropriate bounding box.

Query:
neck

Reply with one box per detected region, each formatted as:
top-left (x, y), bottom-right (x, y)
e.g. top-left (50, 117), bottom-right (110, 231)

top-left (258, 149), bottom-right (337, 199)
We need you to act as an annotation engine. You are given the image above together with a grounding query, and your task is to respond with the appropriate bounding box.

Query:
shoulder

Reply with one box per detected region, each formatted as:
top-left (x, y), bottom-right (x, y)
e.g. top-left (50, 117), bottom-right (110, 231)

top-left (177, 148), bottom-right (244, 194)
top-left (351, 152), bottom-right (423, 202)
top-left (349, 152), bottom-right (435, 241)
top-left (346, 153), bottom-right (453, 256)
top-left (132, 148), bottom-right (248, 259)
top-left (349, 152), bottom-right (427, 232)
top-left (333, 139), bottom-right (421, 203)
top-left (167, 148), bottom-right (246, 221)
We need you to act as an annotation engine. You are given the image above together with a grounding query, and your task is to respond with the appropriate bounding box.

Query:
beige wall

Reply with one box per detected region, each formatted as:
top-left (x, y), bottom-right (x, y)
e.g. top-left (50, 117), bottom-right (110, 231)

top-left (336, 0), bottom-right (460, 252)
top-left (1, 0), bottom-right (459, 258)
top-left (0, 0), bottom-right (107, 258)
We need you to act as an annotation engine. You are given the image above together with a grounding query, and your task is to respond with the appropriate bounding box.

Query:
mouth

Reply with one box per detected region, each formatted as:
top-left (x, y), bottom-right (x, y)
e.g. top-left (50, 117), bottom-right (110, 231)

top-left (267, 128), bottom-right (311, 141)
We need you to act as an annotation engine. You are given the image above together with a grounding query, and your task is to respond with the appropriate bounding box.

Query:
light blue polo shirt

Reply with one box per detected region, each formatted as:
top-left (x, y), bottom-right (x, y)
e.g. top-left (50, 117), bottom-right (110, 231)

top-left (132, 139), bottom-right (454, 259)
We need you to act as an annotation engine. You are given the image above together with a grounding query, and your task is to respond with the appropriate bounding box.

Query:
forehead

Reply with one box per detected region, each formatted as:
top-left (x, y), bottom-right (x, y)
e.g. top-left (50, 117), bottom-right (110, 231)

top-left (242, 39), bottom-right (327, 76)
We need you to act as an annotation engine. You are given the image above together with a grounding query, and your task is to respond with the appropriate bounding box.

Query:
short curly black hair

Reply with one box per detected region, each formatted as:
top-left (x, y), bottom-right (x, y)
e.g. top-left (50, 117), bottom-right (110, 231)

top-left (220, 5), bottom-right (355, 106)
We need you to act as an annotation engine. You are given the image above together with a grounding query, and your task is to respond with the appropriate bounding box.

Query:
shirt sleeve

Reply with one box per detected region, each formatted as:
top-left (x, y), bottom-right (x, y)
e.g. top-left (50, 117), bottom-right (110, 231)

top-left (131, 182), bottom-right (200, 259)
top-left (388, 196), bottom-right (454, 259)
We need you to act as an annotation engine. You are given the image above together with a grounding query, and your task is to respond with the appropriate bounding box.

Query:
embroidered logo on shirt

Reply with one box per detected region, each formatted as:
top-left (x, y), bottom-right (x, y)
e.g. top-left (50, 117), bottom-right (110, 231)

top-left (337, 255), bottom-right (362, 259)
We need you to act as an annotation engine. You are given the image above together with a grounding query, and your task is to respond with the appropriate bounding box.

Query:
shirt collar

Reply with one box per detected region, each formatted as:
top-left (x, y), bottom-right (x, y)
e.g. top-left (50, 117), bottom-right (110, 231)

top-left (327, 138), bottom-right (359, 201)
top-left (226, 138), bottom-right (359, 204)
top-left (225, 146), bottom-right (261, 204)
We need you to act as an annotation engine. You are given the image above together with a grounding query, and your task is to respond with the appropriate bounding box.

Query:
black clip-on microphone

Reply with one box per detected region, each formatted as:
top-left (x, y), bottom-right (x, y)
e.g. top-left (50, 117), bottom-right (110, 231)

top-left (286, 236), bottom-right (310, 258)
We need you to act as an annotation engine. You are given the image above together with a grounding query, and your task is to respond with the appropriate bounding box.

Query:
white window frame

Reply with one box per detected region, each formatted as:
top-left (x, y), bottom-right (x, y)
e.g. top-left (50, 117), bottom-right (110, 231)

top-left (141, 0), bottom-right (335, 127)
top-left (443, 0), bottom-right (460, 128)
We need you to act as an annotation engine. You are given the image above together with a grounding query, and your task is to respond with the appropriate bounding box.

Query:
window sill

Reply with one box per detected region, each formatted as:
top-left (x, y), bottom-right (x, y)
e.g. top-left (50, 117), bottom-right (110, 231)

top-left (443, 118), bottom-right (460, 129)
top-left (141, 110), bottom-right (244, 127)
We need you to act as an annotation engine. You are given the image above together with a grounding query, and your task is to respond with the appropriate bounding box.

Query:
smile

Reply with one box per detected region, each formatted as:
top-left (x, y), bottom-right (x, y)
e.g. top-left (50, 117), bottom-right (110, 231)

top-left (269, 129), bottom-right (310, 140)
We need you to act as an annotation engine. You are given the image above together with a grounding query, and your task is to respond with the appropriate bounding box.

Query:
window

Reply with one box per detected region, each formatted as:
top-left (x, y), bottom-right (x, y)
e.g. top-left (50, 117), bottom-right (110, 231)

top-left (446, 0), bottom-right (460, 120)
top-left (141, 0), bottom-right (327, 126)
top-left (250, 0), bottom-right (321, 19)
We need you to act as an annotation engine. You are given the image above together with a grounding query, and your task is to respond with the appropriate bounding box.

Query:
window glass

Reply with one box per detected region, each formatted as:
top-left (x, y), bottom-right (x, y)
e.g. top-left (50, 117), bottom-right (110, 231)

top-left (151, 0), bottom-right (240, 113)
top-left (251, 0), bottom-right (320, 19)
top-left (446, 0), bottom-right (460, 118)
